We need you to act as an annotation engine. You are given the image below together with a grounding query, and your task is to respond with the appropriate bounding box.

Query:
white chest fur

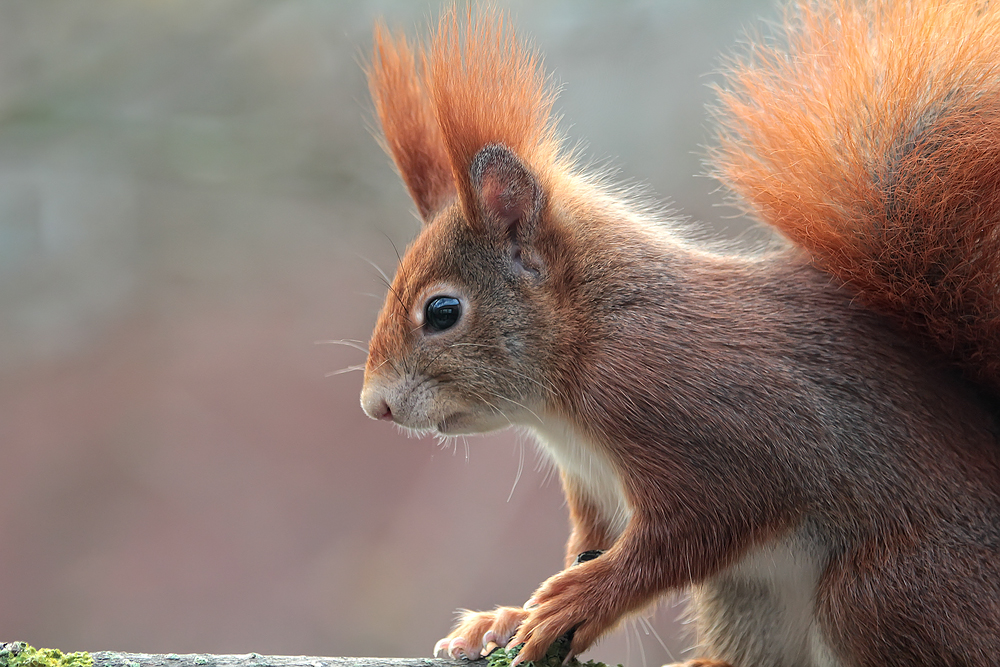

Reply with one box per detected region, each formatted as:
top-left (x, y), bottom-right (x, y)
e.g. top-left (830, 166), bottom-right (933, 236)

top-left (530, 419), bottom-right (840, 666)
top-left (530, 417), bottom-right (632, 539)
top-left (691, 527), bottom-right (842, 667)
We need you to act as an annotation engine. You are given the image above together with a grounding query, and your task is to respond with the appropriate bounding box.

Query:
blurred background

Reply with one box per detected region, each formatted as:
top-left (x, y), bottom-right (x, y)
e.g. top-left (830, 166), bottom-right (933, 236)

top-left (0, 1), bottom-right (773, 665)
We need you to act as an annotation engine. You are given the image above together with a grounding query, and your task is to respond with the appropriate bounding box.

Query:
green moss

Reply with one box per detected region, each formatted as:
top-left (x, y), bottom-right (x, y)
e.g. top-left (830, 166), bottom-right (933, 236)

top-left (485, 636), bottom-right (621, 667)
top-left (0, 644), bottom-right (92, 667)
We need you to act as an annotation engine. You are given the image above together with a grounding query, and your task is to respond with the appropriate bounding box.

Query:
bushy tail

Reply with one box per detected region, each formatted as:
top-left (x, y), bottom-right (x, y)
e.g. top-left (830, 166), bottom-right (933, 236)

top-left (711, 0), bottom-right (1000, 393)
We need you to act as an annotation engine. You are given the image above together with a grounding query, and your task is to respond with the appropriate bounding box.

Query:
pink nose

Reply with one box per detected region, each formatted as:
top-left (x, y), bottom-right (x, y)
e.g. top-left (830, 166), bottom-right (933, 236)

top-left (361, 385), bottom-right (395, 422)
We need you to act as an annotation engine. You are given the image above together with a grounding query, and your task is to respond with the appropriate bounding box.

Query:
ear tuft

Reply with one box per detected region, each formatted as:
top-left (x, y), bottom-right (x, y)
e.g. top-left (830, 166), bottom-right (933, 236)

top-left (369, 21), bottom-right (455, 222)
top-left (470, 144), bottom-right (543, 231)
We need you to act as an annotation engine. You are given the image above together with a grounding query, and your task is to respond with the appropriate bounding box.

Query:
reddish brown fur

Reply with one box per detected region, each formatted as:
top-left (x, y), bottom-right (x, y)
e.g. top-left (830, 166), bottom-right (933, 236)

top-left (711, 0), bottom-right (1000, 392)
top-left (369, 24), bottom-right (453, 220)
top-left (361, 2), bottom-right (1000, 667)
top-left (370, 6), bottom-right (562, 224)
top-left (560, 471), bottom-right (617, 567)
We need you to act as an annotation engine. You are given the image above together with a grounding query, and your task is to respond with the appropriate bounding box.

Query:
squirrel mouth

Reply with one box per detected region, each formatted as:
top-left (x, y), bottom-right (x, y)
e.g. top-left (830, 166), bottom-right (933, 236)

top-left (437, 411), bottom-right (472, 434)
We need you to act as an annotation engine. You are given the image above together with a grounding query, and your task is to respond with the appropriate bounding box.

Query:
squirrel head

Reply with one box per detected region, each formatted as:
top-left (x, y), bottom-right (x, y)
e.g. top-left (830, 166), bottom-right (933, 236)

top-left (360, 7), bottom-right (572, 435)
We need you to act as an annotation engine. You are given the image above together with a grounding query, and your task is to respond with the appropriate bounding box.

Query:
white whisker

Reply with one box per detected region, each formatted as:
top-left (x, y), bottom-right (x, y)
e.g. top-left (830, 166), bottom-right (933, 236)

top-left (507, 432), bottom-right (525, 502)
top-left (447, 343), bottom-right (561, 397)
top-left (638, 614), bottom-right (673, 661)
top-left (315, 339), bottom-right (369, 354)
top-left (624, 618), bottom-right (632, 667)
top-left (634, 617), bottom-right (647, 667)
top-left (360, 255), bottom-right (394, 287)
top-left (467, 390), bottom-right (515, 429)
top-left (325, 364), bottom-right (366, 377)
top-left (500, 394), bottom-right (543, 425)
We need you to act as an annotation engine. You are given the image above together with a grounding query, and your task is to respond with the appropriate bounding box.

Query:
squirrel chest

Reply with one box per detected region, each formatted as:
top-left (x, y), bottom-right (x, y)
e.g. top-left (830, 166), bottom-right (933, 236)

top-left (532, 416), bottom-right (632, 540)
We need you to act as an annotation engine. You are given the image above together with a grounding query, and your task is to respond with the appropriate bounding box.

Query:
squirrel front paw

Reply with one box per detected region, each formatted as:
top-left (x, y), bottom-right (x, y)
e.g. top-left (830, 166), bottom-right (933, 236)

top-left (433, 606), bottom-right (529, 659)
top-left (505, 563), bottom-right (619, 666)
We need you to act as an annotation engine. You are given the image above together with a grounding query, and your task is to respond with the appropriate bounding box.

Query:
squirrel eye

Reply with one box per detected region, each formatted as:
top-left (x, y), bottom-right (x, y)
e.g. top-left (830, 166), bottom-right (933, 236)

top-left (424, 296), bottom-right (462, 332)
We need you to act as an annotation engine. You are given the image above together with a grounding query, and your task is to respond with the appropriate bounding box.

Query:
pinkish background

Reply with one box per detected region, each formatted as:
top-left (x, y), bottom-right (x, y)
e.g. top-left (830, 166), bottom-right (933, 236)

top-left (0, 1), bottom-right (769, 665)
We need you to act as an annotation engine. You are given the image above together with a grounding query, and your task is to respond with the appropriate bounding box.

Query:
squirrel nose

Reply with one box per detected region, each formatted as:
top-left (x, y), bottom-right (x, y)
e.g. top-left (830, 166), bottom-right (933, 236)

top-left (361, 385), bottom-right (395, 421)
top-left (374, 400), bottom-right (393, 421)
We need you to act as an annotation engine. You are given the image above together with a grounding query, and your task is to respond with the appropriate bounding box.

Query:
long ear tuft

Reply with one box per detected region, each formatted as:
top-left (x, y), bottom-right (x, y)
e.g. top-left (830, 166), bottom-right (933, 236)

top-left (369, 21), bottom-right (455, 221)
top-left (428, 5), bottom-right (561, 223)
top-left (369, 7), bottom-right (562, 226)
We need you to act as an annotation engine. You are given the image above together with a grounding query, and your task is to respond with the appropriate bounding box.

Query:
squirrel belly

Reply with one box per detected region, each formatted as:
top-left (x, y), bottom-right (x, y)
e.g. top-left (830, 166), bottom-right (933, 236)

top-left (361, 1), bottom-right (1000, 666)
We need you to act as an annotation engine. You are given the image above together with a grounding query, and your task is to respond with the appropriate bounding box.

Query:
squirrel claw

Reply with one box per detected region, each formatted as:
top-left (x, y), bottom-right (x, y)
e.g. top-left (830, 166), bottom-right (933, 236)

top-left (433, 637), bottom-right (473, 660)
top-left (448, 638), bottom-right (472, 660)
top-left (434, 606), bottom-right (530, 660)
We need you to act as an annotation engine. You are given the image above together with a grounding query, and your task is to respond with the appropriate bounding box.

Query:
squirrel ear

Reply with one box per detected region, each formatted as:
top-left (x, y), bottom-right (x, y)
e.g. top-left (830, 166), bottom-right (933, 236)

top-left (469, 144), bottom-right (543, 237)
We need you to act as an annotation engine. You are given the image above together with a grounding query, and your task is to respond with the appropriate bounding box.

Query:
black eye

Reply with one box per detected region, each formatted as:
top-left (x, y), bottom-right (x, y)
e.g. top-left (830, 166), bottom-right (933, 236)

top-left (425, 296), bottom-right (462, 332)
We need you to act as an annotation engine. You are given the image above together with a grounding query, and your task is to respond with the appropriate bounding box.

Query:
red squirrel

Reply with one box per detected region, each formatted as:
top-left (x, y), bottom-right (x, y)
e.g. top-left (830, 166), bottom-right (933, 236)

top-left (358, 1), bottom-right (1000, 666)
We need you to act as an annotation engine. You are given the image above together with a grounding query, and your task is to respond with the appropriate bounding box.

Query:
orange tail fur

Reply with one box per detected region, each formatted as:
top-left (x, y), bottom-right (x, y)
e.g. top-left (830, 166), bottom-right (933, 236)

top-left (711, 0), bottom-right (1000, 392)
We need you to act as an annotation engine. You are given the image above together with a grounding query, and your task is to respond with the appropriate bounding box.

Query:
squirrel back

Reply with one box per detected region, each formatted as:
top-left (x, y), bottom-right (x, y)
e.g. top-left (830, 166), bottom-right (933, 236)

top-left (711, 0), bottom-right (1000, 394)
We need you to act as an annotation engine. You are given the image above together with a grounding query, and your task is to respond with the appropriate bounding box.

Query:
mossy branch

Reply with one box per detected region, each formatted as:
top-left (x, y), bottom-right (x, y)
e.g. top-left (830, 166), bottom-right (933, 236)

top-left (0, 643), bottom-right (617, 667)
top-left (1, 645), bottom-right (473, 667)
